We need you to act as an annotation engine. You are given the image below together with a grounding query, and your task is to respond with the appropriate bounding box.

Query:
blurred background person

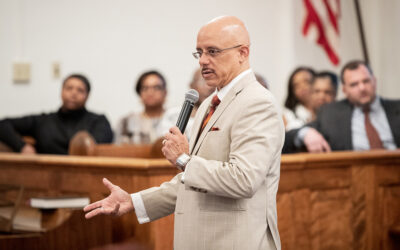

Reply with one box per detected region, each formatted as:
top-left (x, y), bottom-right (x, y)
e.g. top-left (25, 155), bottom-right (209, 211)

top-left (0, 74), bottom-right (113, 154)
top-left (310, 71), bottom-right (338, 119)
top-left (283, 67), bottom-right (315, 130)
top-left (283, 60), bottom-right (400, 153)
top-left (115, 70), bottom-right (167, 144)
top-left (158, 69), bottom-right (215, 139)
top-left (255, 73), bottom-right (269, 89)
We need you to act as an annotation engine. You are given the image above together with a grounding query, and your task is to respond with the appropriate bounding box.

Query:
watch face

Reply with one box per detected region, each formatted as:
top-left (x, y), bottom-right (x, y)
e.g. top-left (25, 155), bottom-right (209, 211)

top-left (177, 154), bottom-right (190, 167)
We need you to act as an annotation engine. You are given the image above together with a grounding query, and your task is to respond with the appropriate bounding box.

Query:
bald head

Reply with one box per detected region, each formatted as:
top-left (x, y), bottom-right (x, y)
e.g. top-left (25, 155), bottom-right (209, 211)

top-left (200, 16), bottom-right (250, 46)
top-left (196, 16), bottom-right (251, 89)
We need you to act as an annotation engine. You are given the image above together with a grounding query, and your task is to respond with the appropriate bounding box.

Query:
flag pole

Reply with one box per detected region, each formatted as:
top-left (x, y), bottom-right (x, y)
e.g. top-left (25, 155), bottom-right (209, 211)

top-left (354, 0), bottom-right (370, 64)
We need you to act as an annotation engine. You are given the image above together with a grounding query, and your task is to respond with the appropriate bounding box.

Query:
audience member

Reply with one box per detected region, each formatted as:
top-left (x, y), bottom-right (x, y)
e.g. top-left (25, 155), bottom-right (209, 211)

top-left (255, 73), bottom-right (269, 89)
top-left (0, 74), bottom-right (113, 154)
top-left (283, 67), bottom-right (316, 130)
top-left (310, 71), bottom-right (338, 119)
top-left (115, 70), bottom-right (167, 144)
top-left (158, 69), bottom-right (215, 139)
top-left (283, 60), bottom-right (400, 153)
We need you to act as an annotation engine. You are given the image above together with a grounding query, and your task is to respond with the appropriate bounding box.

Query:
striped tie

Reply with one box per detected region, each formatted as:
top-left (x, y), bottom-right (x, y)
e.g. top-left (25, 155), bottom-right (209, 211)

top-left (200, 95), bottom-right (221, 133)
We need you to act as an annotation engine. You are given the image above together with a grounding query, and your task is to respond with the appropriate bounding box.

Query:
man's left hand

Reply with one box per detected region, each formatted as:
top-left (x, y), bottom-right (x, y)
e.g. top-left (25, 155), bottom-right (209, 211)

top-left (162, 126), bottom-right (189, 166)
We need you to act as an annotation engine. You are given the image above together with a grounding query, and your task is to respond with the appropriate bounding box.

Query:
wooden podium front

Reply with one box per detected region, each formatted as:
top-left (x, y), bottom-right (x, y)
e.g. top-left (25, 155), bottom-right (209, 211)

top-left (0, 153), bottom-right (177, 250)
top-left (0, 150), bottom-right (400, 250)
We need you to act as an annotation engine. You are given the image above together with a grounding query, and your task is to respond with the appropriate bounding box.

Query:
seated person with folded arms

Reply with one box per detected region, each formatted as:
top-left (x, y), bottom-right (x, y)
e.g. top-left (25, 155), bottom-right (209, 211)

top-left (157, 69), bottom-right (215, 139)
top-left (309, 71), bottom-right (338, 120)
top-left (0, 74), bottom-right (113, 154)
top-left (283, 60), bottom-right (400, 153)
top-left (115, 70), bottom-right (167, 144)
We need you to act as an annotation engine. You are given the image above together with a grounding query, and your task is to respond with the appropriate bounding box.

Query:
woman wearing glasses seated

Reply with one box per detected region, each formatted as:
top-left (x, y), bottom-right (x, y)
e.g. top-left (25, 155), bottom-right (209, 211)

top-left (115, 70), bottom-right (167, 144)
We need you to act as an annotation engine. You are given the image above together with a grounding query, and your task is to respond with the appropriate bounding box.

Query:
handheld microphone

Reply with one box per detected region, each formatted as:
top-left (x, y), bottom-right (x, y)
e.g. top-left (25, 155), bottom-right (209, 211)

top-left (176, 89), bottom-right (199, 133)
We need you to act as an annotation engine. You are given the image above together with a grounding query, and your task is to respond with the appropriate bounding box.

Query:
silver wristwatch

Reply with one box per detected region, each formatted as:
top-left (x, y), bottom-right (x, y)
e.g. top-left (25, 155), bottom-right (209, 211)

top-left (176, 153), bottom-right (191, 171)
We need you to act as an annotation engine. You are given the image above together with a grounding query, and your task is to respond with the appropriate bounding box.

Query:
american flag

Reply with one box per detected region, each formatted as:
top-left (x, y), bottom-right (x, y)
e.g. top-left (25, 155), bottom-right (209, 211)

top-left (302, 0), bottom-right (341, 66)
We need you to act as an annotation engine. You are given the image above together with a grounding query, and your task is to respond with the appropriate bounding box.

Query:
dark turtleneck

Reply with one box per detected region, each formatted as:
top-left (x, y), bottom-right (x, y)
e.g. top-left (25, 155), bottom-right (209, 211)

top-left (58, 107), bottom-right (88, 119)
top-left (0, 107), bottom-right (113, 154)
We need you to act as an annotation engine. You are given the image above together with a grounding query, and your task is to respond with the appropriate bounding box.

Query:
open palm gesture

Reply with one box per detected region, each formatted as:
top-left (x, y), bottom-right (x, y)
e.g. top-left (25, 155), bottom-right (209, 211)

top-left (84, 178), bottom-right (134, 219)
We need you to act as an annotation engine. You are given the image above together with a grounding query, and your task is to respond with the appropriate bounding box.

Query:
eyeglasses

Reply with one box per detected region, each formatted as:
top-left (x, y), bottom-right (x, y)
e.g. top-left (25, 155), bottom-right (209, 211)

top-left (192, 44), bottom-right (242, 59)
top-left (141, 85), bottom-right (165, 92)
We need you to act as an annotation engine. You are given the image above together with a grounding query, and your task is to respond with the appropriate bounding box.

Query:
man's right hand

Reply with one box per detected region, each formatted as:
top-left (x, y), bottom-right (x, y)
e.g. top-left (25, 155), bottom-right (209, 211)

top-left (303, 128), bottom-right (332, 153)
top-left (83, 178), bottom-right (134, 219)
top-left (21, 144), bottom-right (36, 155)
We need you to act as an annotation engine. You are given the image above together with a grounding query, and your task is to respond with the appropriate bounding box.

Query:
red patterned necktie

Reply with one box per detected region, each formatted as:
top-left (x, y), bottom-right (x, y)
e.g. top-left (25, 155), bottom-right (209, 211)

top-left (200, 95), bottom-right (221, 133)
top-left (363, 106), bottom-right (384, 149)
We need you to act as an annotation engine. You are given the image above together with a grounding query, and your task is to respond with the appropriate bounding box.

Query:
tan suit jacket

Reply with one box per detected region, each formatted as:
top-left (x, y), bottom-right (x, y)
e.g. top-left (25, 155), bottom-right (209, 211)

top-left (140, 72), bottom-right (284, 250)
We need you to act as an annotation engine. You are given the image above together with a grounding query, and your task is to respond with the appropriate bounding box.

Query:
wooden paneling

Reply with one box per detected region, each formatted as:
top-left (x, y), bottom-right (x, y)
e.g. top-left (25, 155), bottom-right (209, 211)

top-left (278, 150), bottom-right (400, 250)
top-left (0, 153), bottom-right (178, 250)
top-left (0, 150), bottom-right (400, 249)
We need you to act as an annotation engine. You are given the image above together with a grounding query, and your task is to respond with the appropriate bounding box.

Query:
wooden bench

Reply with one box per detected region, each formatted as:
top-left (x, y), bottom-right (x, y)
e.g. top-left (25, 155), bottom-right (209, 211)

top-left (68, 131), bottom-right (164, 159)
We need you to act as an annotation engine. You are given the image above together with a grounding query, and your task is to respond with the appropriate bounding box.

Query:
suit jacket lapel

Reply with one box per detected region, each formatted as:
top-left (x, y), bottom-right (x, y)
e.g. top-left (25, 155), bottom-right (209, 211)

top-left (190, 72), bottom-right (256, 155)
top-left (189, 98), bottom-right (211, 153)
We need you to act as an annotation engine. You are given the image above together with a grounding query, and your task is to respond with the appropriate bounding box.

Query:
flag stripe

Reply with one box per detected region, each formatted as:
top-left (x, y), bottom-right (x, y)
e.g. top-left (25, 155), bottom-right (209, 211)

top-left (323, 0), bottom-right (339, 33)
top-left (302, 0), bottom-right (340, 66)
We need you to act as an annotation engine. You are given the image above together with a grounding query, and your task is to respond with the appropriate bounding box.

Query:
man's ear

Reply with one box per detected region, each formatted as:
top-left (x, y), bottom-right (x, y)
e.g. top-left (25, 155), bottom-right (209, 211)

top-left (238, 46), bottom-right (249, 62)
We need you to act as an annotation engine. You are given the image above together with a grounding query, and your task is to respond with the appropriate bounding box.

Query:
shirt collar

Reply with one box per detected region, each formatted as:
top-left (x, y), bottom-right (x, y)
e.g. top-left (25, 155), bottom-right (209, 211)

top-left (369, 96), bottom-right (380, 112)
top-left (216, 69), bottom-right (252, 101)
top-left (353, 96), bottom-right (381, 113)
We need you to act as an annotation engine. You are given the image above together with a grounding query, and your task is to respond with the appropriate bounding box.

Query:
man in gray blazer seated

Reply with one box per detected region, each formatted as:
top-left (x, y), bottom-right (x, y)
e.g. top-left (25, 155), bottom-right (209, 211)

top-left (84, 16), bottom-right (284, 250)
top-left (283, 60), bottom-right (400, 153)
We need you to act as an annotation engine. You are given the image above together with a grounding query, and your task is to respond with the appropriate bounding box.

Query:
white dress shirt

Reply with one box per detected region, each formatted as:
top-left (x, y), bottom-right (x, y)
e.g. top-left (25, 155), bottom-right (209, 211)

top-left (283, 104), bottom-right (312, 131)
top-left (351, 97), bottom-right (396, 150)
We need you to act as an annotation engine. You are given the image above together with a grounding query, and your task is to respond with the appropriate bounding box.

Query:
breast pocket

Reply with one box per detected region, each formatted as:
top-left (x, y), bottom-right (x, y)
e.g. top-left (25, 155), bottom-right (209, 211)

top-left (199, 131), bottom-right (230, 161)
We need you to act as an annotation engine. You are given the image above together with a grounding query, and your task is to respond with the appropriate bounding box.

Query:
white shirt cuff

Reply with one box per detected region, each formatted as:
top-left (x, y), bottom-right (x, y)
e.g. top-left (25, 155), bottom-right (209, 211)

top-left (131, 192), bottom-right (150, 224)
top-left (295, 126), bottom-right (310, 147)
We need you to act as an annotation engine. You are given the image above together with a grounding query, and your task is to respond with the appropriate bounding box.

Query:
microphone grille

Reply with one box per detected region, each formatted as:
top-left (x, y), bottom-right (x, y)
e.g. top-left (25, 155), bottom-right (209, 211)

top-left (185, 89), bottom-right (199, 103)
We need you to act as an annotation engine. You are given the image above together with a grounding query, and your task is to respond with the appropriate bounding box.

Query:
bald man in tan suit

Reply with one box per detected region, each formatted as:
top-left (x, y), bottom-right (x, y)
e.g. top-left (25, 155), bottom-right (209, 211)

top-left (84, 16), bottom-right (284, 250)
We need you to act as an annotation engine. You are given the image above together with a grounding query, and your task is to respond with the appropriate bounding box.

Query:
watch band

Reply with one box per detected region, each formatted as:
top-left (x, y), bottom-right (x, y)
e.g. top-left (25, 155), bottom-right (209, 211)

top-left (176, 153), bottom-right (191, 171)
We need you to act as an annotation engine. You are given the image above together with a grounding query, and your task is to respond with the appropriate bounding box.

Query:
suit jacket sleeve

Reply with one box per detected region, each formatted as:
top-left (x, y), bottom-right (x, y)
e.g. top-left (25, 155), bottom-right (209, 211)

top-left (139, 173), bottom-right (182, 221)
top-left (282, 128), bottom-right (300, 154)
top-left (184, 95), bottom-right (284, 199)
top-left (282, 119), bottom-right (319, 154)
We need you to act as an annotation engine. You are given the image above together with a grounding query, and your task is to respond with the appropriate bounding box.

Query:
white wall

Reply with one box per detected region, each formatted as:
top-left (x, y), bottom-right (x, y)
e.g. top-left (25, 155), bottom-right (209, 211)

top-left (361, 0), bottom-right (400, 98)
top-left (0, 0), bottom-right (399, 129)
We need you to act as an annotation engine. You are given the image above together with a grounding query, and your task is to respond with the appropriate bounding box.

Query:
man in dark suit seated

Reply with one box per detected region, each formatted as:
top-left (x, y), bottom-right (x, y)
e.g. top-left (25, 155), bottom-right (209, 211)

top-left (283, 60), bottom-right (400, 153)
top-left (0, 74), bottom-right (113, 155)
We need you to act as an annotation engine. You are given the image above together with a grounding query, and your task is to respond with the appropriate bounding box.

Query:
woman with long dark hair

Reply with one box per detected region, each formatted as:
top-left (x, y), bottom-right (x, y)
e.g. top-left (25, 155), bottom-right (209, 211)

top-left (283, 67), bottom-right (315, 130)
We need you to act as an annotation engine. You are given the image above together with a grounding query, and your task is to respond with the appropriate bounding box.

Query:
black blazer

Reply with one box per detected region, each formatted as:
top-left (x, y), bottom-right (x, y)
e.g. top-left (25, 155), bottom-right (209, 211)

top-left (283, 98), bottom-right (400, 153)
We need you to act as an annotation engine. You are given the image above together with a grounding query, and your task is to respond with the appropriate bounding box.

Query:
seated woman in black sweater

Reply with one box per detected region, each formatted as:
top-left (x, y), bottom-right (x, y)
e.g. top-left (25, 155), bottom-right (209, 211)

top-left (0, 74), bottom-right (113, 155)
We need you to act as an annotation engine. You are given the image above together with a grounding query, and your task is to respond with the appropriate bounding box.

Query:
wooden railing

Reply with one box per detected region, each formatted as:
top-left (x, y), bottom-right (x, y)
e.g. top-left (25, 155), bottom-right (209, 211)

top-left (0, 153), bottom-right (177, 250)
top-left (278, 150), bottom-right (400, 250)
top-left (0, 150), bottom-right (399, 250)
